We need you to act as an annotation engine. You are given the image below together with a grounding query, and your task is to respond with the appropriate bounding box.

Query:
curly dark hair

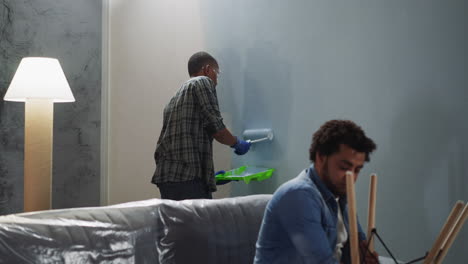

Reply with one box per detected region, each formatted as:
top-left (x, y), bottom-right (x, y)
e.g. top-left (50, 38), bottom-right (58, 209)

top-left (309, 120), bottom-right (376, 162)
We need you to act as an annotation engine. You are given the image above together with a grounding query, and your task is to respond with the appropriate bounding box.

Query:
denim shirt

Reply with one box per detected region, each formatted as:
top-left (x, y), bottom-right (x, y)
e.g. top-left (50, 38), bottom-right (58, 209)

top-left (254, 165), bottom-right (366, 264)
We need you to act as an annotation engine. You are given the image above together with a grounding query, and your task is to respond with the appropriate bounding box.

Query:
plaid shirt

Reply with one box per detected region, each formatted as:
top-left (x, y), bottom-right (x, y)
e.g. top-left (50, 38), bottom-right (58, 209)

top-left (152, 76), bottom-right (226, 191)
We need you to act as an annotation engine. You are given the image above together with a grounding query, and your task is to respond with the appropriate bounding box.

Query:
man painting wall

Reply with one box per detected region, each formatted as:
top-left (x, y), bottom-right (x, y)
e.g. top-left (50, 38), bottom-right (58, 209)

top-left (152, 52), bottom-right (251, 200)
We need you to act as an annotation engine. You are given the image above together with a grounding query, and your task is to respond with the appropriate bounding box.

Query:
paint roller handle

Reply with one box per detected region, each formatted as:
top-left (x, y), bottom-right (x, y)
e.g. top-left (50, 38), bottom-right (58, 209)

top-left (230, 137), bottom-right (251, 155)
top-left (246, 137), bottom-right (269, 144)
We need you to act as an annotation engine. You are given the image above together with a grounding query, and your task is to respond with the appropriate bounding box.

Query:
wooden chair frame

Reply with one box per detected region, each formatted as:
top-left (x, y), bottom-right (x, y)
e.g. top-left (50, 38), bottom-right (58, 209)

top-left (345, 172), bottom-right (467, 264)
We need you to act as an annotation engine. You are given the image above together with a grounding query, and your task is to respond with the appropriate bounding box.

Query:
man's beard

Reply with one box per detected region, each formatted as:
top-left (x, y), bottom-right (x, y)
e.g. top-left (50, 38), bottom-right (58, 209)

top-left (321, 161), bottom-right (343, 197)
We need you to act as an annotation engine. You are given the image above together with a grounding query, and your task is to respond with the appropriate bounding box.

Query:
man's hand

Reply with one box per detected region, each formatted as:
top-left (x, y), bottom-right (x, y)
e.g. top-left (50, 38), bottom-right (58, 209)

top-left (215, 170), bottom-right (231, 185)
top-left (215, 170), bottom-right (225, 176)
top-left (360, 240), bottom-right (379, 264)
top-left (231, 137), bottom-right (251, 155)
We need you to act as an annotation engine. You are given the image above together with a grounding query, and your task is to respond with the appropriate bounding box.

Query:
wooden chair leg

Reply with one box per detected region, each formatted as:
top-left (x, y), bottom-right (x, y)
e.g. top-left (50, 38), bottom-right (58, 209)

top-left (346, 171), bottom-right (360, 264)
top-left (423, 201), bottom-right (465, 264)
top-left (434, 203), bottom-right (467, 264)
top-left (367, 173), bottom-right (377, 252)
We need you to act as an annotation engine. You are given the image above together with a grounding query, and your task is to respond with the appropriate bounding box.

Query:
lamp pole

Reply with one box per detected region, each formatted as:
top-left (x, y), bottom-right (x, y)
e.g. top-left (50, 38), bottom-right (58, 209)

top-left (24, 98), bottom-right (54, 211)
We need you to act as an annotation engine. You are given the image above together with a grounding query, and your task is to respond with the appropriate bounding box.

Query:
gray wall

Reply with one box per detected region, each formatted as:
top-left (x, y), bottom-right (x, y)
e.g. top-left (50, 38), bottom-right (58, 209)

top-left (0, 0), bottom-right (101, 214)
top-left (200, 0), bottom-right (467, 262)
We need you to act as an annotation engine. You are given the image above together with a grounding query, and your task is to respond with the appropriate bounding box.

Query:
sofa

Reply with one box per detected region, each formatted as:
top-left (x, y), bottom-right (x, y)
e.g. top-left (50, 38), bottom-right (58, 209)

top-left (0, 194), bottom-right (272, 263)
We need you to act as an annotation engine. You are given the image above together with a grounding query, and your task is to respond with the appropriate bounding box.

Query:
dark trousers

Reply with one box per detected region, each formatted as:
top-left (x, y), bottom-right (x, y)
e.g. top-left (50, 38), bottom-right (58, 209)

top-left (157, 179), bottom-right (212, 201)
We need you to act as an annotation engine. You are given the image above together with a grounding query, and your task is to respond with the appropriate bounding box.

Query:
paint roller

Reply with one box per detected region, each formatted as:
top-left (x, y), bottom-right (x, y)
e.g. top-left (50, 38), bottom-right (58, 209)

top-left (242, 128), bottom-right (274, 144)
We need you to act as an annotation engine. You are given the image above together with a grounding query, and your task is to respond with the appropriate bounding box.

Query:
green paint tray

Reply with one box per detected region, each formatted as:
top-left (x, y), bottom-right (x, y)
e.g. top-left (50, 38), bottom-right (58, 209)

top-left (215, 166), bottom-right (274, 184)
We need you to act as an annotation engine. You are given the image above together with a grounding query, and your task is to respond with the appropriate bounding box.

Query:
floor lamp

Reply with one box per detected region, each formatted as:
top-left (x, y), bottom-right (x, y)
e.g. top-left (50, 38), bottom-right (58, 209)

top-left (3, 57), bottom-right (75, 212)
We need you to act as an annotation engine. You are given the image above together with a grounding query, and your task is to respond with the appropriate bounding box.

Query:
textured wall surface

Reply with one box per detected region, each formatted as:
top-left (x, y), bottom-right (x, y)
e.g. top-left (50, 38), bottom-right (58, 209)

top-left (199, 0), bottom-right (467, 262)
top-left (0, 0), bottom-right (101, 214)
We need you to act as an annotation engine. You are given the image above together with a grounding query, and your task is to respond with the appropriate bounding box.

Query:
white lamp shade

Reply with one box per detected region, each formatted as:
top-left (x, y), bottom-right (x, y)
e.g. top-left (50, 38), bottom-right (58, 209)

top-left (4, 57), bottom-right (75, 102)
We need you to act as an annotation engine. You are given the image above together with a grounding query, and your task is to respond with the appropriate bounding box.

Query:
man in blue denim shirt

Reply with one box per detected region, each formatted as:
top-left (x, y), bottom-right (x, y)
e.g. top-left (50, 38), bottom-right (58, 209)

top-left (255, 120), bottom-right (379, 264)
